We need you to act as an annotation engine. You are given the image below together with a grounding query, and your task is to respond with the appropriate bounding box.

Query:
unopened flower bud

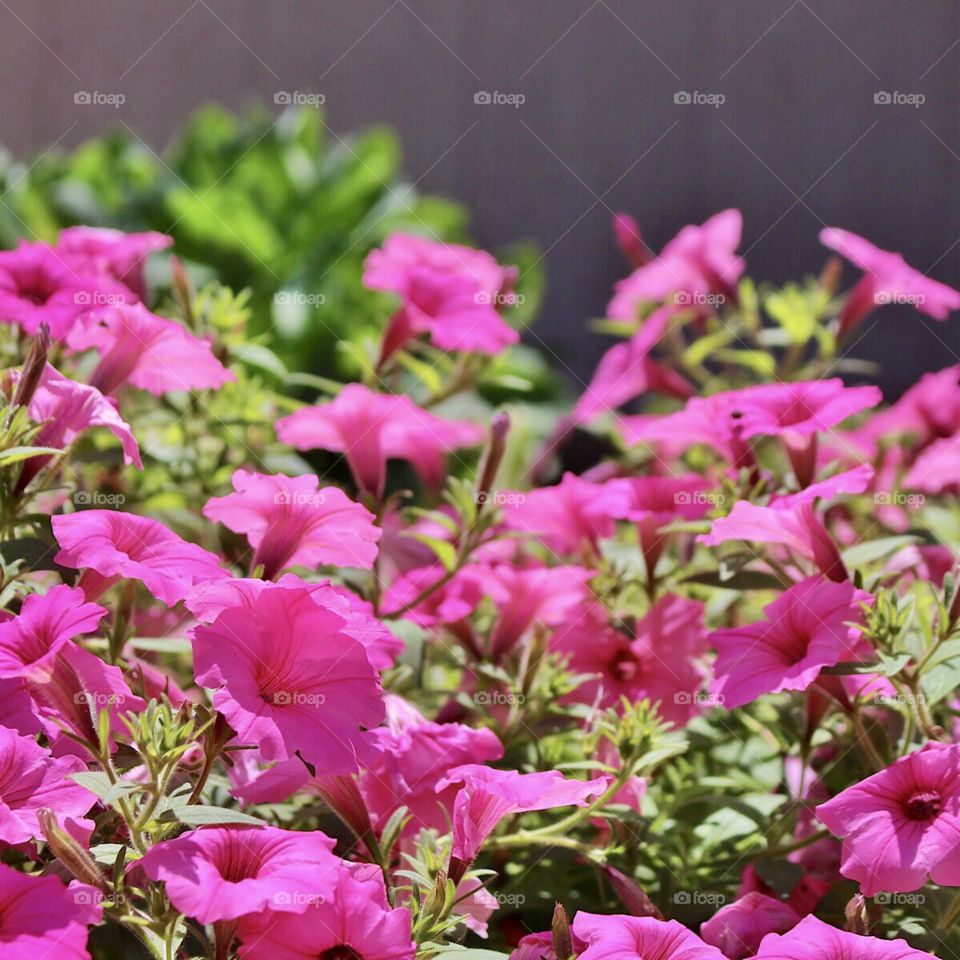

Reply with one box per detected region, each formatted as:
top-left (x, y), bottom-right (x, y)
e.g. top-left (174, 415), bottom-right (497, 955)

top-left (38, 808), bottom-right (106, 889)
top-left (12, 322), bottom-right (50, 409)
top-left (552, 902), bottom-right (574, 960)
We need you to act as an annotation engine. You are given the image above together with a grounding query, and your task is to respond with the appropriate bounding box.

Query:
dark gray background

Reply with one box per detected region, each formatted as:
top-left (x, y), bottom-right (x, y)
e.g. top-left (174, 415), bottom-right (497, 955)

top-left (3, 0), bottom-right (960, 394)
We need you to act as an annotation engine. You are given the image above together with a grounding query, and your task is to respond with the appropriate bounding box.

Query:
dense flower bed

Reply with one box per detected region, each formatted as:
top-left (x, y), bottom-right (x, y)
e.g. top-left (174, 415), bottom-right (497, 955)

top-left (0, 212), bottom-right (959, 960)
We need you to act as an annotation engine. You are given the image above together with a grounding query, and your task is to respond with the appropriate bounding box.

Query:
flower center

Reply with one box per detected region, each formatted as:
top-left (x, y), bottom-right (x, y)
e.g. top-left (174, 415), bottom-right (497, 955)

top-left (904, 791), bottom-right (942, 821)
top-left (610, 649), bottom-right (640, 683)
top-left (319, 947), bottom-right (362, 960)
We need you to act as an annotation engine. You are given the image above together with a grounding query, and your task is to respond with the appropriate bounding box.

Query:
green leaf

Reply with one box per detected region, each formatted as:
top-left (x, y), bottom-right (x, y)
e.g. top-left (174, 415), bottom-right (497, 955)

top-left (168, 805), bottom-right (265, 828)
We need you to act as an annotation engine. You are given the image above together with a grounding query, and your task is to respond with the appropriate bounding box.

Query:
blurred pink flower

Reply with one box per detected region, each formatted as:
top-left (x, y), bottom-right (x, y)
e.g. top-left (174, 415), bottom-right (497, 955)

top-left (203, 469), bottom-right (380, 578)
top-left (612, 212), bottom-right (650, 269)
top-left (700, 893), bottom-right (800, 960)
top-left (903, 435), bottom-right (960, 493)
top-left (573, 913), bottom-right (727, 960)
top-left (276, 383), bottom-right (483, 498)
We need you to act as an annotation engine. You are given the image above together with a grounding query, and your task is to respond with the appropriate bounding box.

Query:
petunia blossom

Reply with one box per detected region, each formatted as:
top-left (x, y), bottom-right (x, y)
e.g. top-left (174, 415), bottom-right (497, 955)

top-left (903, 435), bottom-right (960, 494)
top-left (815, 743), bottom-right (960, 896)
top-left (53, 510), bottom-right (228, 606)
top-left (573, 912), bottom-right (727, 960)
top-left (700, 893), bottom-right (800, 960)
top-left (191, 582), bottom-right (384, 771)
top-left (276, 383), bottom-right (484, 498)
top-left (203, 469), bottom-right (381, 578)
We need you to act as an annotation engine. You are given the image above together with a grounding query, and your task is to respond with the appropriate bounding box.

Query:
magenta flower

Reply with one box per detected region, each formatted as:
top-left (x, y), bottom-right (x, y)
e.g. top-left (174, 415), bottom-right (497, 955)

top-left (751, 914), bottom-right (937, 960)
top-left (903, 436), bottom-right (960, 494)
top-left (0, 725), bottom-right (95, 844)
top-left (191, 582), bottom-right (384, 771)
top-left (0, 241), bottom-right (133, 339)
top-left (700, 893), bottom-right (800, 960)
top-left (364, 232), bottom-right (518, 359)
top-left (137, 825), bottom-right (341, 923)
top-left (236, 859), bottom-right (414, 960)
top-left (815, 743), bottom-right (960, 895)
top-left (203, 469), bottom-right (381, 578)
top-left (573, 913), bottom-right (727, 960)
top-left (276, 383), bottom-right (483, 498)
top-left (437, 764), bottom-right (608, 865)
top-left (66, 303), bottom-right (234, 396)
top-left (53, 510), bottom-right (227, 605)
top-left (0, 864), bottom-right (102, 960)
top-left (821, 227), bottom-right (960, 334)
top-left (709, 577), bottom-right (871, 709)
top-left (0, 584), bottom-right (106, 678)
top-left (612, 212), bottom-right (650, 268)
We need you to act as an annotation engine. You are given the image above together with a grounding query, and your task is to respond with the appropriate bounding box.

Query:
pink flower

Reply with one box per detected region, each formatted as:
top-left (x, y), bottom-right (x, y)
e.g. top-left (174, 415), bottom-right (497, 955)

top-left (0, 726), bottom-right (95, 844)
top-left (700, 893), bottom-right (800, 959)
top-left (607, 209), bottom-right (744, 319)
top-left (203, 469), bottom-right (381, 578)
top-left (0, 863), bottom-right (102, 960)
top-left (0, 585), bottom-right (106, 678)
top-left (66, 303), bottom-right (234, 396)
top-left (236, 858), bottom-right (414, 960)
top-left (437, 764), bottom-right (608, 865)
top-left (573, 912), bottom-right (727, 960)
top-left (360, 695), bottom-right (503, 836)
top-left (552, 594), bottom-right (708, 726)
top-left (903, 435), bottom-right (960, 493)
top-left (0, 241), bottom-right (133, 339)
top-left (751, 914), bottom-right (937, 960)
top-left (53, 510), bottom-right (228, 606)
top-left (815, 743), bottom-right (960, 895)
top-left (612, 212), bottom-right (650, 269)
top-left (821, 227), bottom-right (960, 334)
top-left (276, 383), bottom-right (484, 498)
top-left (191, 582), bottom-right (384, 771)
top-left (56, 226), bottom-right (171, 300)
top-left (364, 232), bottom-right (518, 358)
top-left (709, 577), bottom-right (871, 709)
top-left (137, 825), bottom-right (341, 923)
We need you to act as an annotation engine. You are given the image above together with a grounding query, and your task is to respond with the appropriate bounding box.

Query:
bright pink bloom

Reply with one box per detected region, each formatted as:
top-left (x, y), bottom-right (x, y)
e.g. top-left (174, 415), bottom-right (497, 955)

top-left (382, 564), bottom-right (486, 629)
top-left (573, 913), bottom-right (727, 960)
top-left (53, 510), bottom-right (227, 606)
top-left (137, 825), bottom-right (341, 923)
top-left (192, 583), bottom-right (384, 771)
top-left (751, 914), bottom-right (937, 960)
top-left (364, 233), bottom-right (518, 358)
top-left (0, 241), bottom-right (132, 339)
top-left (0, 585), bottom-right (106, 678)
top-left (903, 435), bottom-right (960, 493)
top-left (203, 469), bottom-right (380, 578)
top-left (56, 226), bottom-right (171, 300)
top-left (821, 227), bottom-right (960, 334)
top-left (236, 859), bottom-right (414, 960)
top-left (709, 577), bottom-right (871, 709)
top-left (552, 595), bottom-right (708, 726)
top-left (700, 893), bottom-right (800, 960)
top-left (360, 696), bottom-right (503, 835)
top-left (0, 726), bottom-right (95, 844)
top-left (815, 743), bottom-right (960, 895)
top-left (66, 303), bottom-right (234, 395)
top-left (0, 864), bottom-right (102, 960)
top-left (276, 383), bottom-right (483, 498)
top-left (773, 464), bottom-right (874, 509)
top-left (607, 209), bottom-right (744, 319)
top-left (437, 764), bottom-right (607, 864)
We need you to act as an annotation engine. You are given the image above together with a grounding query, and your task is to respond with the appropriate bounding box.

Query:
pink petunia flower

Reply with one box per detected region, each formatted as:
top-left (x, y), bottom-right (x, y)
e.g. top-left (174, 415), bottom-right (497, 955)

top-left (0, 584), bottom-right (106, 678)
top-left (236, 858), bottom-right (414, 960)
top-left (709, 577), bottom-right (871, 709)
top-left (903, 435), bottom-right (960, 494)
top-left (751, 914), bottom-right (937, 960)
top-left (0, 863), bottom-right (102, 960)
top-left (191, 582), bottom-right (384, 771)
top-left (0, 726), bottom-right (95, 844)
top-left (203, 469), bottom-right (381, 578)
top-left (607, 209), bottom-right (744, 319)
top-left (0, 241), bottom-right (133, 339)
top-left (276, 383), bottom-right (484, 499)
top-left (137, 825), bottom-right (342, 924)
top-left (437, 764), bottom-right (608, 867)
top-left (66, 303), bottom-right (234, 396)
top-left (815, 743), bottom-right (960, 895)
top-left (573, 912), bottom-right (727, 960)
top-left (53, 510), bottom-right (228, 606)
top-left (552, 594), bottom-right (709, 726)
top-left (700, 893), bottom-right (800, 959)
top-left (364, 232), bottom-right (518, 359)
top-left (821, 227), bottom-right (960, 335)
